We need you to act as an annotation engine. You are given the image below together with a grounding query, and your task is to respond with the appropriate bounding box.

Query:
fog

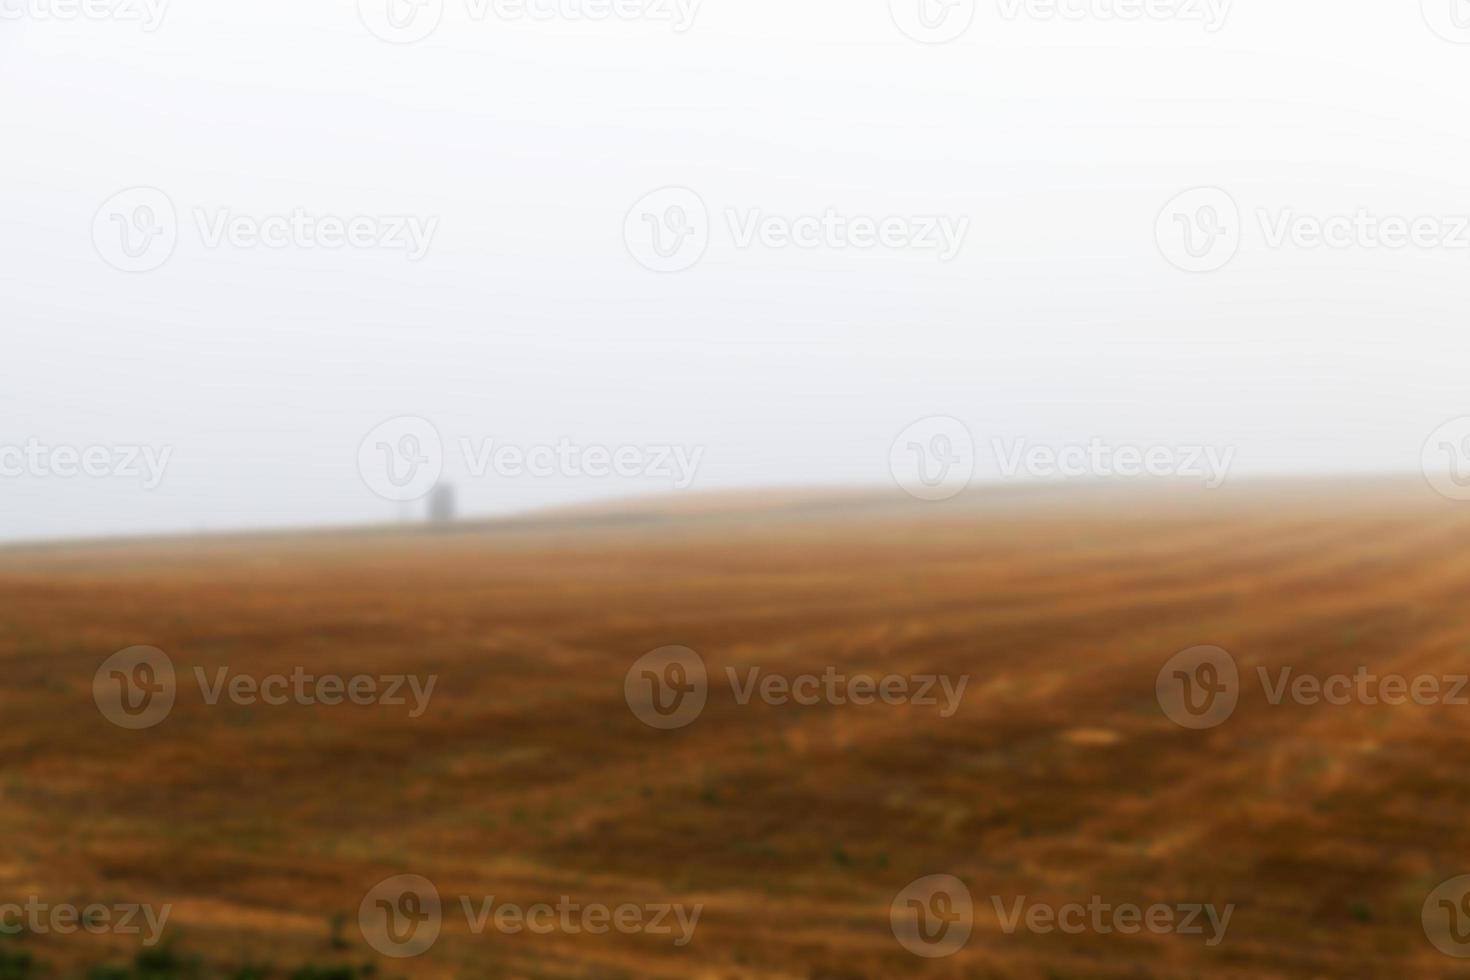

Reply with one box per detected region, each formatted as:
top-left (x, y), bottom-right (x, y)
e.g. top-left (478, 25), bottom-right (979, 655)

top-left (3, 0), bottom-right (1469, 542)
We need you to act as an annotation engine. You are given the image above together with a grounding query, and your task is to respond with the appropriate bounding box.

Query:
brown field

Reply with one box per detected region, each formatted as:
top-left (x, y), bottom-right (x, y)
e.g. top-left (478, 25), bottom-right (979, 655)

top-left (4, 478), bottom-right (1470, 978)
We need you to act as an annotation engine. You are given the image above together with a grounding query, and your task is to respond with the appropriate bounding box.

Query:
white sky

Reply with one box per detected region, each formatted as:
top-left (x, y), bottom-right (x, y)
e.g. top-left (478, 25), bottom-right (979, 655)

top-left (3, 0), bottom-right (1470, 541)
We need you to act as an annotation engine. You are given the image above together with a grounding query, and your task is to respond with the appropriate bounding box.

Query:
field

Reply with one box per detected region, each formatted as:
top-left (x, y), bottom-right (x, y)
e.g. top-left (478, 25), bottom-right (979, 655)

top-left (3, 479), bottom-right (1470, 978)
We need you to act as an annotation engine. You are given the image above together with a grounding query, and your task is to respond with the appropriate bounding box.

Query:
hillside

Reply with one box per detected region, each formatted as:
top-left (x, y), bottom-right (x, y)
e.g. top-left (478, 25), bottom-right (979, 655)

top-left (1, 479), bottom-right (1467, 977)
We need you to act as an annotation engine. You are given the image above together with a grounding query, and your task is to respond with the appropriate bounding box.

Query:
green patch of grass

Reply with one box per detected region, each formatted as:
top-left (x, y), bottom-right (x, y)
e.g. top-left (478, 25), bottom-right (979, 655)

top-left (0, 947), bottom-right (34, 980)
top-left (76, 947), bottom-right (371, 980)
top-left (328, 914), bottom-right (350, 952)
top-left (287, 968), bottom-right (359, 980)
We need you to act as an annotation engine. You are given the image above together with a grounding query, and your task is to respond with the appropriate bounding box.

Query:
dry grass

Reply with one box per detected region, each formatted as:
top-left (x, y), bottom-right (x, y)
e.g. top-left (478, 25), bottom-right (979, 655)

top-left (2, 478), bottom-right (1468, 977)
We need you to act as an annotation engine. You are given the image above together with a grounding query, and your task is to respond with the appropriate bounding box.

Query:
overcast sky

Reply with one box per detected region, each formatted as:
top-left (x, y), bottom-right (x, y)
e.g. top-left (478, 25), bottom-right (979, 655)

top-left (3, 0), bottom-right (1470, 542)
